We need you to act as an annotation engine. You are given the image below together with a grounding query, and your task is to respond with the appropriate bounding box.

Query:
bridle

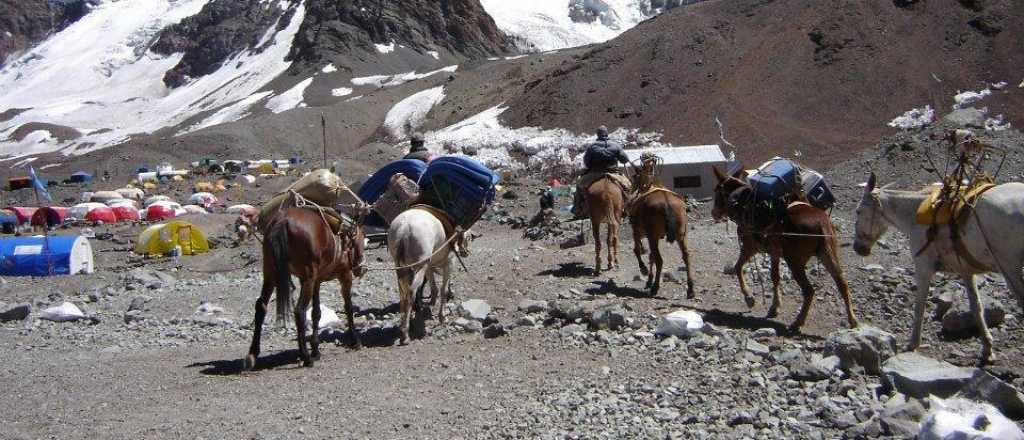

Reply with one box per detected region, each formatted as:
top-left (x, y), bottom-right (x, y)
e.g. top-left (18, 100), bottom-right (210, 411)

top-left (858, 189), bottom-right (895, 245)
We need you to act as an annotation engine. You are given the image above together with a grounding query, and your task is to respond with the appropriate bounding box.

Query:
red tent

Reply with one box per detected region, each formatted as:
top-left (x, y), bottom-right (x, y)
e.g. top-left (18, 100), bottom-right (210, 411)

top-left (146, 204), bottom-right (177, 221)
top-left (31, 207), bottom-right (69, 227)
top-left (7, 207), bottom-right (38, 224)
top-left (85, 206), bottom-right (118, 224)
top-left (111, 206), bottom-right (140, 222)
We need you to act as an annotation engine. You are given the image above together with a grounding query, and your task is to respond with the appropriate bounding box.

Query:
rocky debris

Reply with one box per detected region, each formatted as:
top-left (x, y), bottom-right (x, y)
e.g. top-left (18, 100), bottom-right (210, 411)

top-left (918, 397), bottom-right (1024, 440)
top-left (955, 370), bottom-right (1024, 420)
top-left (744, 339), bottom-right (771, 357)
top-left (128, 295), bottom-right (151, 313)
top-left (453, 317), bottom-right (483, 333)
top-left (588, 303), bottom-right (629, 331)
top-left (0, 303), bottom-right (31, 321)
top-left (40, 302), bottom-right (86, 322)
top-left (941, 298), bottom-right (1007, 334)
top-left (126, 268), bottom-right (177, 290)
top-left (123, 309), bottom-right (147, 324)
top-left (517, 299), bottom-right (548, 314)
top-left (941, 107), bottom-right (988, 129)
top-left (752, 327), bottom-right (776, 340)
top-left (881, 395), bottom-right (927, 438)
top-left (654, 310), bottom-right (703, 338)
top-left (789, 355), bottom-right (839, 382)
top-left (458, 299), bottom-right (492, 322)
top-left (548, 300), bottom-right (585, 321)
top-left (882, 352), bottom-right (977, 399)
top-left (482, 324), bottom-right (507, 339)
top-left (824, 325), bottom-right (897, 374)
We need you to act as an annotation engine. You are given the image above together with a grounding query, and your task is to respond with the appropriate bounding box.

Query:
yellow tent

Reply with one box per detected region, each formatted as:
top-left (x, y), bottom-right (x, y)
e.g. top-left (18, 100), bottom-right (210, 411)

top-left (134, 221), bottom-right (210, 257)
top-left (257, 163), bottom-right (275, 174)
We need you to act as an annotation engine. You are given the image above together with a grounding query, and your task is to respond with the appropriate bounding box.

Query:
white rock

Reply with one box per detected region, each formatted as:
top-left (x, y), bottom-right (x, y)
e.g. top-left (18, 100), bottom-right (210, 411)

top-left (919, 397), bottom-right (1024, 440)
top-left (458, 299), bottom-right (492, 321)
top-left (654, 310), bottom-right (703, 338)
top-left (39, 302), bottom-right (85, 322)
top-left (306, 304), bottom-right (342, 329)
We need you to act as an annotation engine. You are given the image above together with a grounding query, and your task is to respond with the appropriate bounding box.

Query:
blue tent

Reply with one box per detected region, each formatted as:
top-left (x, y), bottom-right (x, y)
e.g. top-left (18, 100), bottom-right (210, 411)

top-left (0, 212), bottom-right (18, 234)
top-left (0, 236), bottom-right (94, 277)
top-left (69, 171), bottom-right (93, 183)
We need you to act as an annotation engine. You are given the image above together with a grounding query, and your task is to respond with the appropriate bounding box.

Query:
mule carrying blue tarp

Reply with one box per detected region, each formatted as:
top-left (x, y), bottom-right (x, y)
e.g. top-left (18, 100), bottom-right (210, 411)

top-left (418, 156), bottom-right (499, 228)
top-left (0, 235), bottom-right (94, 277)
top-left (358, 160), bottom-right (428, 227)
top-left (749, 159), bottom-right (800, 203)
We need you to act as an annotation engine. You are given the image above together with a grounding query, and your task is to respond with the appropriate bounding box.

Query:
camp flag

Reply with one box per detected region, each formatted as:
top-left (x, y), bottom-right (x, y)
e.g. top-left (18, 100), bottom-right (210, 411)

top-left (28, 166), bottom-right (51, 202)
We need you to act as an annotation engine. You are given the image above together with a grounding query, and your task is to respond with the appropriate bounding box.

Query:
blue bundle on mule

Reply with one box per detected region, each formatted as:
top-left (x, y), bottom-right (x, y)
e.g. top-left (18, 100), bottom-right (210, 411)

top-left (749, 158), bottom-right (800, 204)
top-left (418, 156), bottom-right (499, 228)
top-left (358, 159), bottom-right (427, 226)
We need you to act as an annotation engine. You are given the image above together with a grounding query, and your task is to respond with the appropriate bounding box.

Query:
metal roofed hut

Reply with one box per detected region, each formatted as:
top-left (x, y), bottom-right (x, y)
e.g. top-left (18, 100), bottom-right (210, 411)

top-left (622, 145), bottom-right (730, 199)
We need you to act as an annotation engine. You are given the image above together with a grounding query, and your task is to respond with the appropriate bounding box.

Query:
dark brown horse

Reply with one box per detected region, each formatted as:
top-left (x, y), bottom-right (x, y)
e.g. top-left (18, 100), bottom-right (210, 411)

top-left (244, 207), bottom-right (366, 370)
top-left (711, 167), bottom-right (858, 332)
top-left (627, 158), bottom-right (695, 297)
top-left (586, 176), bottom-right (625, 275)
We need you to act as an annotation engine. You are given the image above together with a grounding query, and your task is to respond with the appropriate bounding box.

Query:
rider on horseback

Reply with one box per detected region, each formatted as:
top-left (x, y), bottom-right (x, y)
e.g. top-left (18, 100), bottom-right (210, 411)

top-left (571, 126), bottom-right (633, 219)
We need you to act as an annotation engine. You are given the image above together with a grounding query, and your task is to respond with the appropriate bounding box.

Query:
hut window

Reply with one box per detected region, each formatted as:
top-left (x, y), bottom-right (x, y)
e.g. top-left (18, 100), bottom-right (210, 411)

top-left (673, 175), bottom-right (702, 189)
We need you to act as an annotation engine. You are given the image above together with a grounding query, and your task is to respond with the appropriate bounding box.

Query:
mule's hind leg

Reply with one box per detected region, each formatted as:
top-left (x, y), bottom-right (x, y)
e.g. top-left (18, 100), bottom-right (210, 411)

top-left (907, 262), bottom-right (936, 351)
top-left (964, 275), bottom-right (995, 364)
top-left (632, 224), bottom-right (649, 277)
top-left (437, 261), bottom-right (452, 325)
top-left (733, 238), bottom-right (757, 308)
top-left (766, 252), bottom-right (782, 319)
top-left (820, 247), bottom-right (859, 328)
top-left (647, 235), bottom-right (663, 296)
top-left (592, 220), bottom-right (603, 275)
top-left (678, 231), bottom-right (696, 299)
top-left (785, 255), bottom-right (815, 333)
top-left (608, 221), bottom-right (620, 270)
top-left (244, 275), bottom-right (275, 371)
top-left (1001, 268), bottom-right (1024, 312)
top-left (309, 282), bottom-right (322, 362)
top-left (295, 280), bottom-right (314, 367)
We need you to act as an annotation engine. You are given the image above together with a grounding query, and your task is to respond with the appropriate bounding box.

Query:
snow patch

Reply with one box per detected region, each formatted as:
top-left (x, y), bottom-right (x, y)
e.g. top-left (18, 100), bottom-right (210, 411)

top-left (3, 130), bottom-right (61, 160)
top-left (505, 55), bottom-right (528, 60)
top-left (481, 0), bottom-right (658, 51)
top-left (351, 65), bottom-right (458, 89)
top-left (346, 95), bottom-right (363, 102)
top-left (384, 86), bottom-right (445, 139)
top-left (953, 88), bottom-right (992, 110)
top-left (918, 397), bottom-right (1024, 440)
top-left (331, 87), bottom-right (353, 97)
top-left (427, 50), bottom-right (440, 60)
top-left (321, 64), bottom-right (337, 73)
top-left (888, 106), bottom-right (934, 130)
top-left (0, 0), bottom-right (308, 157)
top-left (265, 77), bottom-right (314, 113)
top-left (375, 41), bottom-right (396, 54)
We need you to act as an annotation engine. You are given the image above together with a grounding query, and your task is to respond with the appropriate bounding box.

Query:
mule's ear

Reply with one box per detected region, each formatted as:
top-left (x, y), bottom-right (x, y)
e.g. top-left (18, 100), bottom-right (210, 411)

top-left (866, 172), bottom-right (877, 193)
top-left (713, 166), bottom-right (726, 182)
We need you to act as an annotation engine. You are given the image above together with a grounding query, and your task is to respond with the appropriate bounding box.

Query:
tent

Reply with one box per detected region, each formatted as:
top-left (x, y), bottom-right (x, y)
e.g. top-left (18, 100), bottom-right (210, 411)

top-left (8, 177), bottom-right (32, 190)
top-left (106, 199), bottom-right (138, 209)
top-left (0, 210), bottom-right (18, 234)
top-left (144, 195), bottom-right (172, 207)
top-left (145, 204), bottom-right (178, 221)
top-left (188, 192), bottom-right (218, 208)
top-left (68, 203), bottom-right (106, 220)
top-left (224, 161), bottom-right (244, 173)
top-left (226, 204), bottom-right (256, 214)
top-left (111, 206), bottom-right (140, 222)
top-left (181, 205), bottom-right (207, 215)
top-left (89, 191), bottom-right (122, 203)
top-left (69, 172), bottom-right (93, 183)
top-left (85, 206), bottom-right (117, 224)
top-left (0, 235), bottom-right (94, 276)
top-left (31, 207), bottom-right (69, 228)
top-left (115, 187), bottom-right (144, 200)
top-left (134, 221), bottom-right (209, 257)
top-left (7, 207), bottom-right (38, 224)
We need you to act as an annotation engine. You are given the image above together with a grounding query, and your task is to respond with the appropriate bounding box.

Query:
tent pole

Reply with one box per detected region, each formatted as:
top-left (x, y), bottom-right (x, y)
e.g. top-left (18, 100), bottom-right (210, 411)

top-left (321, 112), bottom-right (328, 170)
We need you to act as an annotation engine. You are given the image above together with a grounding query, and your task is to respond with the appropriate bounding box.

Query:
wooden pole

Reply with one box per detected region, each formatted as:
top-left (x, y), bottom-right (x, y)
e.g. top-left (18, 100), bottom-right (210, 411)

top-left (321, 112), bottom-right (328, 170)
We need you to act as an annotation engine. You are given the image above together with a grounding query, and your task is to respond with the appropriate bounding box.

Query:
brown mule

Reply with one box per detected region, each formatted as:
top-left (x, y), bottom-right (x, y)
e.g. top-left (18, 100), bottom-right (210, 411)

top-left (711, 167), bottom-right (858, 332)
top-left (628, 188), bottom-right (695, 297)
top-left (245, 207), bottom-right (366, 370)
top-left (585, 176), bottom-right (625, 275)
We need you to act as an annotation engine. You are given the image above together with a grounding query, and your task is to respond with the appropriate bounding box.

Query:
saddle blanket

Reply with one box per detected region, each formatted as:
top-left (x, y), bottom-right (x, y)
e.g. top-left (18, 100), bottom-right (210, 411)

top-left (916, 182), bottom-right (995, 225)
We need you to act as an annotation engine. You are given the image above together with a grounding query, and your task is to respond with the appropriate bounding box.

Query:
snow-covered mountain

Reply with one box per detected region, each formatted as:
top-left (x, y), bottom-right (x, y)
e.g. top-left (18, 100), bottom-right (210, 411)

top-left (0, 0), bottom-right (675, 161)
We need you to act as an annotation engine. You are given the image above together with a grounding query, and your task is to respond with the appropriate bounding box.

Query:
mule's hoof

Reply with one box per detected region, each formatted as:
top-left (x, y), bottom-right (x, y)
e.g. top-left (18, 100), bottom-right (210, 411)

top-left (786, 324), bottom-right (802, 334)
top-left (242, 354), bottom-right (256, 371)
top-left (686, 290), bottom-right (696, 300)
top-left (903, 343), bottom-right (920, 353)
top-left (310, 352), bottom-right (321, 362)
top-left (766, 308), bottom-right (780, 319)
top-left (302, 359), bottom-right (315, 368)
top-left (639, 267), bottom-right (649, 276)
top-left (744, 297), bottom-right (756, 308)
top-left (979, 349), bottom-right (996, 366)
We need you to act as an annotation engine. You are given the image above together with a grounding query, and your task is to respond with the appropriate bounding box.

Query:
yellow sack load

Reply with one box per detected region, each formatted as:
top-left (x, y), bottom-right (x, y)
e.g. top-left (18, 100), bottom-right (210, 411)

top-left (916, 182), bottom-right (996, 225)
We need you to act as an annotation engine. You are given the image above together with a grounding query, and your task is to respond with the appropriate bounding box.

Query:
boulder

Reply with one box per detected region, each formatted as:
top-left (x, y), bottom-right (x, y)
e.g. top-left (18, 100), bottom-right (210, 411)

top-left (517, 299), bottom-right (548, 314)
top-left (956, 370), bottom-right (1024, 420)
top-left (824, 325), bottom-right (897, 374)
top-left (453, 317), bottom-right (482, 333)
top-left (752, 327), bottom-right (777, 340)
top-left (919, 397), bottom-right (1024, 440)
top-left (941, 107), bottom-right (987, 129)
top-left (40, 302), bottom-right (85, 322)
top-left (744, 339), bottom-right (771, 357)
top-left (0, 303), bottom-right (31, 321)
top-left (941, 299), bottom-right (1007, 334)
top-left (127, 295), bottom-right (151, 313)
top-left (482, 324), bottom-right (507, 339)
top-left (654, 310), bottom-right (703, 338)
top-left (548, 300), bottom-right (585, 321)
top-left (127, 268), bottom-right (177, 290)
top-left (589, 304), bottom-right (628, 331)
top-left (882, 352), bottom-right (977, 399)
top-left (306, 304), bottom-right (343, 330)
top-left (458, 299), bottom-right (492, 322)
top-left (881, 398), bottom-right (926, 438)
top-left (790, 355), bottom-right (833, 382)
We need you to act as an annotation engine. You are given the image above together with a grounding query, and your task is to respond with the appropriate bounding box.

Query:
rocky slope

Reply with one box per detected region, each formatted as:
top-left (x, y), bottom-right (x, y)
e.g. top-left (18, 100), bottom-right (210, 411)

top-left (0, 0), bottom-right (99, 66)
top-left (501, 0), bottom-right (1024, 168)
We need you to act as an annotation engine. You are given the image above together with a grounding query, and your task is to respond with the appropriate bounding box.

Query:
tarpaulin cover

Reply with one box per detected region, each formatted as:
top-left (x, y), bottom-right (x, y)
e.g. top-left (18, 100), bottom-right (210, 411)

top-left (418, 156), bottom-right (499, 228)
top-left (749, 158), bottom-right (800, 204)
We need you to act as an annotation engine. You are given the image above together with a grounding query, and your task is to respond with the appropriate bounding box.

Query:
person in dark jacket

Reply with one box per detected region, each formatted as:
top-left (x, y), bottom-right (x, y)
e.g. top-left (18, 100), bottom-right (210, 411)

top-left (571, 126), bottom-right (633, 219)
top-left (403, 132), bottom-right (432, 163)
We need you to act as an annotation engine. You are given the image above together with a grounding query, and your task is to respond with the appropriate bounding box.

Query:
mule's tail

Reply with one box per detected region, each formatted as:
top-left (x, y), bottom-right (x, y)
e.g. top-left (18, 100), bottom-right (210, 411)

top-left (394, 245), bottom-right (428, 306)
top-left (663, 193), bottom-right (679, 244)
top-left (267, 221), bottom-right (292, 325)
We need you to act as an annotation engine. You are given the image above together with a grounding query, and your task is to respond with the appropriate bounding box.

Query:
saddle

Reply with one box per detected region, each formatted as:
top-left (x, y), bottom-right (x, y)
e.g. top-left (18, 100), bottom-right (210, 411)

top-left (410, 204), bottom-right (456, 240)
top-left (916, 182), bottom-right (995, 225)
